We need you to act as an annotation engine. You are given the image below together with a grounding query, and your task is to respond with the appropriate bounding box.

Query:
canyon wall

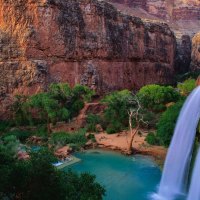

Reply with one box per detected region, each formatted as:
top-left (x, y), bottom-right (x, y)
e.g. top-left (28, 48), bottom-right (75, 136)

top-left (109, 0), bottom-right (200, 20)
top-left (0, 0), bottom-right (176, 117)
top-left (191, 33), bottom-right (200, 71)
top-left (109, 0), bottom-right (200, 73)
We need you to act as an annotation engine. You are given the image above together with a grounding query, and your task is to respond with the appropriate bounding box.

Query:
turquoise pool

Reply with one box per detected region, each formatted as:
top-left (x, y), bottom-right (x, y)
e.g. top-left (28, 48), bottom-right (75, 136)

top-left (64, 150), bottom-right (161, 200)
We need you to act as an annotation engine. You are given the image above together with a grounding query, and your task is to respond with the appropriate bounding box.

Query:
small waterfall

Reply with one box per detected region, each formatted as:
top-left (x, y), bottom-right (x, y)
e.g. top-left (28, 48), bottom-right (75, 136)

top-left (154, 86), bottom-right (200, 200)
top-left (187, 148), bottom-right (200, 200)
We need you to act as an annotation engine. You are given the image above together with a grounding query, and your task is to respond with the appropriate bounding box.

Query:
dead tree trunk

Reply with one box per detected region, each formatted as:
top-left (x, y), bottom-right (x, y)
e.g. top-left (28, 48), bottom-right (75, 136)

top-left (128, 110), bottom-right (140, 154)
top-left (128, 126), bottom-right (139, 154)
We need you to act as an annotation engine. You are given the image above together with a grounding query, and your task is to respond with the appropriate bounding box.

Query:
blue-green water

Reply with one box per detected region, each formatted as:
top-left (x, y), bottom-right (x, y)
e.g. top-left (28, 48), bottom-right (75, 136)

top-left (65, 150), bottom-right (161, 200)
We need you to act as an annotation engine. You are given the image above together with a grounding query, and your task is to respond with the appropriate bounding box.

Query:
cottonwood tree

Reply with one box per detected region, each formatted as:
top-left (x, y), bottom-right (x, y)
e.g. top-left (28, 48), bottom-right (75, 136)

top-left (28, 83), bottom-right (94, 136)
top-left (29, 92), bottom-right (69, 136)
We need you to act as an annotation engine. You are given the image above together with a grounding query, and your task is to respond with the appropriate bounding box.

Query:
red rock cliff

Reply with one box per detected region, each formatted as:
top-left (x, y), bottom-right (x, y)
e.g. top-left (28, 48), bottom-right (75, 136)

top-left (0, 0), bottom-right (176, 116)
top-left (191, 32), bottom-right (200, 71)
top-left (109, 0), bottom-right (200, 21)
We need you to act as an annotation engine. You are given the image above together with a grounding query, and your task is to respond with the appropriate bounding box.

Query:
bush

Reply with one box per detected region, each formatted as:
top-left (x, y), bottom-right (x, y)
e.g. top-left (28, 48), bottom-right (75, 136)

top-left (4, 129), bottom-right (32, 143)
top-left (146, 132), bottom-right (160, 145)
top-left (156, 100), bottom-right (184, 146)
top-left (10, 95), bottom-right (33, 126)
top-left (0, 121), bottom-right (13, 134)
top-left (0, 135), bottom-right (20, 156)
top-left (138, 84), bottom-right (180, 112)
top-left (102, 90), bottom-right (132, 133)
top-left (106, 121), bottom-right (124, 134)
top-left (49, 83), bottom-right (94, 119)
top-left (86, 114), bottom-right (101, 132)
top-left (50, 129), bottom-right (87, 149)
top-left (33, 125), bottom-right (48, 139)
top-left (177, 78), bottom-right (196, 96)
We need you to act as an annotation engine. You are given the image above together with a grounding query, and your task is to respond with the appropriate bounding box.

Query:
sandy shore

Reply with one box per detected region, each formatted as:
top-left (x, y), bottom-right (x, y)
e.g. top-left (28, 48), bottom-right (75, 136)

top-left (95, 130), bottom-right (167, 166)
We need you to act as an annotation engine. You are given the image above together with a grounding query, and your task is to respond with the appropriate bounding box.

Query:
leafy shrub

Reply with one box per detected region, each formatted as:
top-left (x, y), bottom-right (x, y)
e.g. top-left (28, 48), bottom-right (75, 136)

top-left (177, 78), bottom-right (196, 96)
top-left (87, 134), bottom-right (96, 142)
top-left (146, 132), bottom-right (160, 145)
top-left (102, 90), bottom-right (132, 133)
top-left (0, 121), bottom-right (13, 134)
top-left (106, 121), bottom-right (124, 134)
top-left (30, 92), bottom-right (69, 124)
top-left (142, 111), bottom-right (160, 129)
top-left (4, 129), bottom-right (32, 143)
top-left (33, 125), bottom-right (48, 139)
top-left (50, 129), bottom-right (87, 149)
top-left (138, 84), bottom-right (180, 112)
top-left (10, 95), bottom-right (33, 126)
top-left (0, 135), bottom-right (20, 156)
top-left (86, 114), bottom-right (101, 132)
top-left (11, 83), bottom-right (94, 131)
top-left (49, 83), bottom-right (94, 119)
top-left (156, 100), bottom-right (184, 146)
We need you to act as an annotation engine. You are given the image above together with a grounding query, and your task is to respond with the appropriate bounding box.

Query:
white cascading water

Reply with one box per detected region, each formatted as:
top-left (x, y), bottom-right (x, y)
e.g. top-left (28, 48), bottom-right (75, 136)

top-left (187, 148), bottom-right (200, 200)
top-left (152, 86), bottom-right (200, 200)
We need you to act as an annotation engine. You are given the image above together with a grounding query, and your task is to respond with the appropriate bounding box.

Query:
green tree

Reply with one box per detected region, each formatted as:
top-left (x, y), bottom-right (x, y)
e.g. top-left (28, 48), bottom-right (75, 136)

top-left (49, 83), bottom-right (94, 119)
top-left (138, 84), bottom-right (180, 112)
top-left (65, 171), bottom-right (105, 200)
top-left (10, 95), bottom-right (31, 126)
top-left (0, 147), bottom-right (105, 200)
top-left (156, 100), bottom-right (184, 146)
top-left (102, 90), bottom-right (132, 133)
top-left (29, 92), bottom-right (69, 135)
top-left (177, 78), bottom-right (196, 96)
top-left (86, 114), bottom-right (101, 132)
top-left (102, 90), bottom-right (148, 153)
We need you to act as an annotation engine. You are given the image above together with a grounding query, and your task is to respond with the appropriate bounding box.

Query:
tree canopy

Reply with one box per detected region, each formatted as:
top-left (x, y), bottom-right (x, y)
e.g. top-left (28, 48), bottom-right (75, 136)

top-left (137, 84), bottom-right (180, 112)
top-left (0, 146), bottom-right (105, 200)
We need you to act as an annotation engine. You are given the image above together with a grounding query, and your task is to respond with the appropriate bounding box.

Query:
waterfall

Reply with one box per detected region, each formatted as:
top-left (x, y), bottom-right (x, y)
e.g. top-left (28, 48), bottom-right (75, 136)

top-left (152, 86), bottom-right (200, 200)
top-left (187, 148), bottom-right (200, 200)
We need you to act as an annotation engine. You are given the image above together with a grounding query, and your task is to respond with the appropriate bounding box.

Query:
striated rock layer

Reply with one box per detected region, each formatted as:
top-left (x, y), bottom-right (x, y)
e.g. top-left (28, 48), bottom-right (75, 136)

top-left (0, 0), bottom-right (176, 117)
top-left (108, 0), bottom-right (200, 74)
top-left (109, 0), bottom-right (200, 21)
